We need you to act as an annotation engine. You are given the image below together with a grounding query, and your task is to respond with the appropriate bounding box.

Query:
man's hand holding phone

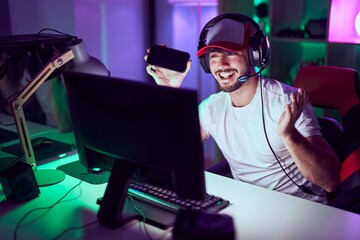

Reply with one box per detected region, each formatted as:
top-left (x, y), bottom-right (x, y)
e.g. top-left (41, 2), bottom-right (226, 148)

top-left (145, 44), bottom-right (192, 88)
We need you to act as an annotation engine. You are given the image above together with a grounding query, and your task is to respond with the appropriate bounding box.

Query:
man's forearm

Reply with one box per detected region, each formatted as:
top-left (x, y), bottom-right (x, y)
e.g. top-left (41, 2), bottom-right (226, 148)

top-left (281, 129), bottom-right (340, 192)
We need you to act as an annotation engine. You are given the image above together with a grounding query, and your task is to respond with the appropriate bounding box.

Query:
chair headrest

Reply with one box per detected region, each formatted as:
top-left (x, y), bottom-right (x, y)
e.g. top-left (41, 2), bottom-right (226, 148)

top-left (293, 66), bottom-right (360, 116)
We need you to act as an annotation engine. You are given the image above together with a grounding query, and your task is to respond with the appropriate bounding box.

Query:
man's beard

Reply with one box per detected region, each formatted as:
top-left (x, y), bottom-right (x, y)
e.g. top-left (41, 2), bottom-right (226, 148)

top-left (217, 68), bottom-right (250, 92)
top-left (220, 80), bottom-right (243, 92)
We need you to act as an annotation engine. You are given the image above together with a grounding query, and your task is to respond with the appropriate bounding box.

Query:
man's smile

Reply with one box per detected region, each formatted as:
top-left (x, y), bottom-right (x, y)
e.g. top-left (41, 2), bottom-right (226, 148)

top-left (218, 70), bottom-right (236, 79)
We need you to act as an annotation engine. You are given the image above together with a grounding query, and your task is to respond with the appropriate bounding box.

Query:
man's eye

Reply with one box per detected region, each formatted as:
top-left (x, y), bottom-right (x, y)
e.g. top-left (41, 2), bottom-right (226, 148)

top-left (226, 51), bottom-right (238, 56)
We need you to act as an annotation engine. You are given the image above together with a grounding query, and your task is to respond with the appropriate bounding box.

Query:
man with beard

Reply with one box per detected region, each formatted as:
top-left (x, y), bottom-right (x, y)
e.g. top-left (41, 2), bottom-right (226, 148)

top-left (145, 13), bottom-right (340, 204)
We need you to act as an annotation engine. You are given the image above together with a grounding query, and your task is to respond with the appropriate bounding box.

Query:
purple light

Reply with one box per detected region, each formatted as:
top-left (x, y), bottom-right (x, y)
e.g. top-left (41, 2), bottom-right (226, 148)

top-left (328, 0), bottom-right (360, 43)
top-left (168, 0), bottom-right (217, 6)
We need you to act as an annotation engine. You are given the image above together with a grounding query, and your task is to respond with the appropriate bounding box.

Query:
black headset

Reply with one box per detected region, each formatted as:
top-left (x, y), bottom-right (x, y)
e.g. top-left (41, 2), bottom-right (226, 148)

top-left (198, 13), bottom-right (270, 73)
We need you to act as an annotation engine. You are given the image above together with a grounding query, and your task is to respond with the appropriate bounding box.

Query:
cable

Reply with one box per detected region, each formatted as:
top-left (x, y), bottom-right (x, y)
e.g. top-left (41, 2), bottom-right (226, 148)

top-left (128, 195), bottom-right (172, 240)
top-left (128, 195), bottom-right (153, 240)
top-left (259, 74), bottom-right (325, 197)
top-left (48, 188), bottom-right (171, 240)
top-left (48, 220), bottom-right (98, 240)
top-left (35, 28), bottom-right (76, 58)
top-left (36, 28), bottom-right (75, 39)
top-left (13, 177), bottom-right (84, 240)
top-left (31, 28), bottom-right (76, 81)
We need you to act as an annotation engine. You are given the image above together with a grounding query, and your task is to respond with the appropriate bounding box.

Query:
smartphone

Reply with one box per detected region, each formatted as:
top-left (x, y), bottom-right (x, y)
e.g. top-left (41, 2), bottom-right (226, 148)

top-left (147, 45), bottom-right (190, 73)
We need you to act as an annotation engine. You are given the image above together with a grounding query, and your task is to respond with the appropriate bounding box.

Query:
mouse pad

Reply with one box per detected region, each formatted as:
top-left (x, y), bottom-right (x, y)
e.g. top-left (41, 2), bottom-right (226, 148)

top-left (1, 137), bottom-right (74, 161)
top-left (57, 160), bottom-right (110, 184)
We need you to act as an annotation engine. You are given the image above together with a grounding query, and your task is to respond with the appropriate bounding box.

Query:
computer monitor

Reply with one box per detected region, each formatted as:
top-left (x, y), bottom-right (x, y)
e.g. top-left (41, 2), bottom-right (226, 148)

top-left (63, 71), bottom-right (206, 228)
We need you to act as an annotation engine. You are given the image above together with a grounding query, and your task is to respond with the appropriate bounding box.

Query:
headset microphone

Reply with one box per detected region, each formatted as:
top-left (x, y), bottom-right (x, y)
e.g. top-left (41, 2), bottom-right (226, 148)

top-left (238, 67), bottom-right (265, 83)
top-left (237, 72), bottom-right (257, 82)
top-left (238, 75), bottom-right (248, 82)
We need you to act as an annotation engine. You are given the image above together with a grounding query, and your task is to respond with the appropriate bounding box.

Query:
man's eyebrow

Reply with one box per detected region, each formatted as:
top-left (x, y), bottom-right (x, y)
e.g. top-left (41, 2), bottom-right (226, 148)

top-left (208, 49), bottom-right (239, 56)
top-left (208, 48), bottom-right (224, 53)
top-left (207, 49), bottom-right (229, 56)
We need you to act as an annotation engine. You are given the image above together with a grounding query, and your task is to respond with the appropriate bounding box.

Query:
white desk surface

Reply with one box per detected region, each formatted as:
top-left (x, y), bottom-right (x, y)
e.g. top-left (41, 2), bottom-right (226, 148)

top-left (1, 153), bottom-right (360, 240)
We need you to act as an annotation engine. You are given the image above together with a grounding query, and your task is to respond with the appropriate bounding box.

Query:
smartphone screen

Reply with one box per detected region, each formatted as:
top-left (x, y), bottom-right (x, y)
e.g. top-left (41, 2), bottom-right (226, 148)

top-left (147, 45), bottom-right (190, 73)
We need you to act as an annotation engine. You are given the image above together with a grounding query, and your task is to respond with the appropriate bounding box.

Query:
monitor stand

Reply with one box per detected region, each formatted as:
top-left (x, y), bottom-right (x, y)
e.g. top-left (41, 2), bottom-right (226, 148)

top-left (97, 196), bottom-right (177, 230)
top-left (96, 160), bottom-right (138, 228)
top-left (96, 161), bottom-right (176, 229)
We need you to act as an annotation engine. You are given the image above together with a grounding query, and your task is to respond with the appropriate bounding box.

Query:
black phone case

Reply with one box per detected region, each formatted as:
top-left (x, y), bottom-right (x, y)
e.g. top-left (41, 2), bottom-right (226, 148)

top-left (147, 45), bottom-right (190, 72)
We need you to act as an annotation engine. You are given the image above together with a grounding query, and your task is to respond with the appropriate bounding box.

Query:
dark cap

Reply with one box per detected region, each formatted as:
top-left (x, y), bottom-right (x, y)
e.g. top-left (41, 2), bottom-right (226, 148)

top-left (197, 18), bottom-right (250, 57)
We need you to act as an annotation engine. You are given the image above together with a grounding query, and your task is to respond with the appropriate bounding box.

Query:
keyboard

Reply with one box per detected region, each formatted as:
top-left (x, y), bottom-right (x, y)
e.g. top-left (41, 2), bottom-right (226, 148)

top-left (128, 180), bottom-right (230, 214)
top-left (97, 180), bottom-right (230, 229)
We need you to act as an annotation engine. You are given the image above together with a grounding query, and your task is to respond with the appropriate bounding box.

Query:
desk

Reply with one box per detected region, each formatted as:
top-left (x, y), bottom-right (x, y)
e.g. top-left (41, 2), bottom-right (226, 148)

top-left (0, 113), bottom-right (53, 137)
top-left (0, 113), bottom-right (75, 161)
top-left (207, 173), bottom-right (360, 240)
top-left (1, 117), bottom-right (360, 240)
top-left (0, 113), bottom-right (75, 147)
top-left (1, 152), bottom-right (360, 240)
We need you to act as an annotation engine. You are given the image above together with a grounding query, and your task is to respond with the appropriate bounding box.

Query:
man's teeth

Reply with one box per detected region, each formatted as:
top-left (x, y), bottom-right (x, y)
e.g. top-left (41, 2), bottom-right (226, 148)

top-left (219, 71), bottom-right (235, 79)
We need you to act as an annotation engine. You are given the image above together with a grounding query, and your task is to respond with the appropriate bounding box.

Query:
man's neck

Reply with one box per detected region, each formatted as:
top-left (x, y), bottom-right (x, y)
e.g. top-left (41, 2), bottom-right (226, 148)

top-left (229, 76), bottom-right (259, 107)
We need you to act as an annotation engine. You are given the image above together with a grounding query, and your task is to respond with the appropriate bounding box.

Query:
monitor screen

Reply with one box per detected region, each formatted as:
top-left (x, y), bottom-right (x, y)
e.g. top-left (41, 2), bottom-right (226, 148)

top-left (63, 71), bottom-right (206, 227)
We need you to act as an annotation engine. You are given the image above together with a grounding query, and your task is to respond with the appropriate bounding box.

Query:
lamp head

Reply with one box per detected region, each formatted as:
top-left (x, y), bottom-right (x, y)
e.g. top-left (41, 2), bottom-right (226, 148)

top-left (68, 39), bottom-right (110, 76)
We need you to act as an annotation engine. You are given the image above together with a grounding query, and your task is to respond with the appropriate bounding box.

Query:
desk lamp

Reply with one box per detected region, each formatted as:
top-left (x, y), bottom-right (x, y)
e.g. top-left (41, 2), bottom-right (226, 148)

top-left (10, 38), bottom-right (109, 187)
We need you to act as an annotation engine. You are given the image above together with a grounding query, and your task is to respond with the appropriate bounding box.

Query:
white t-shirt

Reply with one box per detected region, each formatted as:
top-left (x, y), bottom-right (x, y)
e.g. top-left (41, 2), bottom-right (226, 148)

top-left (199, 78), bottom-right (327, 203)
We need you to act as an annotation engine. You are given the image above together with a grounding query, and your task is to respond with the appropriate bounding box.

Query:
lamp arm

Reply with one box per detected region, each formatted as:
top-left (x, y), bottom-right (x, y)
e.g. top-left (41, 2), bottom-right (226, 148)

top-left (11, 50), bottom-right (75, 168)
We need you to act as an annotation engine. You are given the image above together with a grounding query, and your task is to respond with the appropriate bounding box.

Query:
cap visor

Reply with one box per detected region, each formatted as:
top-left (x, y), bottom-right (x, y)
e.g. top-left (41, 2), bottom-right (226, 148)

top-left (197, 41), bottom-right (247, 56)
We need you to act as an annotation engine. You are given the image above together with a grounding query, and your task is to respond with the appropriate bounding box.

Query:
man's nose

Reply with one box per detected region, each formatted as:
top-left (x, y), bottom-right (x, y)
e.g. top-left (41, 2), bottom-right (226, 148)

top-left (218, 54), bottom-right (230, 67)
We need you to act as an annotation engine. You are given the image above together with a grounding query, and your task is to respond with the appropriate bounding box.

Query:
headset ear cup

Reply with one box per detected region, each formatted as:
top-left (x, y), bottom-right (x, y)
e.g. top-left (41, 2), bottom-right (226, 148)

top-left (199, 55), bottom-right (211, 73)
top-left (248, 33), bottom-right (270, 68)
top-left (260, 36), bottom-right (270, 68)
top-left (248, 37), bottom-right (257, 67)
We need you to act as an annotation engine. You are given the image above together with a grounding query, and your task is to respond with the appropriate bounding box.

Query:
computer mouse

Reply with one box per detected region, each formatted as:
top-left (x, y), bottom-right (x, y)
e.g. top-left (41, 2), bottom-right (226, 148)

top-left (89, 167), bottom-right (105, 174)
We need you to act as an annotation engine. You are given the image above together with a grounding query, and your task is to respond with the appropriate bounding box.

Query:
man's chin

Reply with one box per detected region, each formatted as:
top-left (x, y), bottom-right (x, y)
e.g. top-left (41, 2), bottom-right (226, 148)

top-left (220, 81), bottom-right (243, 92)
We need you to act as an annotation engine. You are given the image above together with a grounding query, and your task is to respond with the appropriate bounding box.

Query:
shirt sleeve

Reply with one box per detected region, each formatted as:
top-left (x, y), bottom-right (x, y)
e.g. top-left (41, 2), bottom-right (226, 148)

top-left (295, 102), bottom-right (322, 137)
